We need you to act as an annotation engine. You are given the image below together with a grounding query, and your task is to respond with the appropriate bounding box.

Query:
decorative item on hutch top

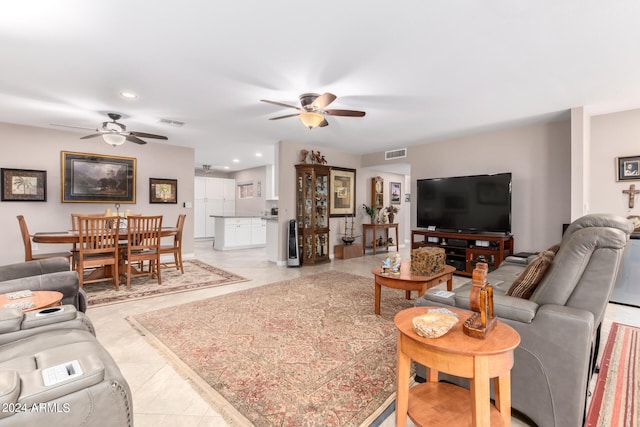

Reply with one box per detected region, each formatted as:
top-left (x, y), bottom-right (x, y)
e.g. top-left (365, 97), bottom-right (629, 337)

top-left (1, 168), bottom-right (47, 202)
top-left (462, 262), bottom-right (497, 339)
top-left (330, 167), bottom-right (356, 217)
top-left (149, 178), bottom-right (177, 204)
top-left (61, 151), bottom-right (136, 203)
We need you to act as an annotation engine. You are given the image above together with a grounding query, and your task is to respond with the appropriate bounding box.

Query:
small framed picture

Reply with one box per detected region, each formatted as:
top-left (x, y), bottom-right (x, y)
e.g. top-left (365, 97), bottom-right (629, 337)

top-left (617, 155), bottom-right (640, 181)
top-left (390, 182), bottom-right (401, 205)
top-left (1, 168), bottom-right (47, 201)
top-left (149, 178), bottom-right (178, 204)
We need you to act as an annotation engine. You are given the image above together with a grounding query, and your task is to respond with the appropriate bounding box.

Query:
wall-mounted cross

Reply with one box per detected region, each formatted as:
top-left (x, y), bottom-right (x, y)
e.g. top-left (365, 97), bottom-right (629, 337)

top-left (622, 184), bottom-right (640, 208)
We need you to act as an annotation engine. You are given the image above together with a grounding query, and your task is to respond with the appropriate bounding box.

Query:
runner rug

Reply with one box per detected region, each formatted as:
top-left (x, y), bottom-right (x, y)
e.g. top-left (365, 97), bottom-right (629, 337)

top-left (586, 322), bottom-right (639, 427)
top-left (85, 259), bottom-right (248, 307)
top-left (128, 271), bottom-right (414, 426)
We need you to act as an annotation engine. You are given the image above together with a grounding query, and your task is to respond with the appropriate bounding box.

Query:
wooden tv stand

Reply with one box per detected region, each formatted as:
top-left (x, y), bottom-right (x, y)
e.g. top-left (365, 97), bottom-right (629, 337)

top-left (411, 229), bottom-right (514, 276)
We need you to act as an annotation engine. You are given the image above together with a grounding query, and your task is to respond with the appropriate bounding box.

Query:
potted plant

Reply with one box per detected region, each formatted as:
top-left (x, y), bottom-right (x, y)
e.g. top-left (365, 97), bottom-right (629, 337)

top-left (386, 205), bottom-right (399, 223)
top-left (362, 204), bottom-right (378, 224)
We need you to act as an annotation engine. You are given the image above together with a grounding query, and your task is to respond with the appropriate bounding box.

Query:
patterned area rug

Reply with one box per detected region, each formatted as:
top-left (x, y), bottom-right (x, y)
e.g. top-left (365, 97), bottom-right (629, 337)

top-left (586, 322), bottom-right (639, 427)
top-left (128, 271), bottom-right (415, 427)
top-left (85, 259), bottom-right (248, 307)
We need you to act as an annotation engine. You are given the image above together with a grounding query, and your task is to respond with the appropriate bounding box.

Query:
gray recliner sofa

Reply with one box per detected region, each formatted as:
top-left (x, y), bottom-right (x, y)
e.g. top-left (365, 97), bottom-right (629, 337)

top-left (0, 257), bottom-right (87, 312)
top-left (416, 213), bottom-right (633, 427)
top-left (0, 259), bottom-right (132, 426)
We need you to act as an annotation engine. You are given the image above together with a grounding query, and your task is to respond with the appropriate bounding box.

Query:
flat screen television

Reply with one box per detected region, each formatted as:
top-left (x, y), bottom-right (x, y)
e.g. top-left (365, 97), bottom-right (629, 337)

top-left (416, 173), bottom-right (512, 234)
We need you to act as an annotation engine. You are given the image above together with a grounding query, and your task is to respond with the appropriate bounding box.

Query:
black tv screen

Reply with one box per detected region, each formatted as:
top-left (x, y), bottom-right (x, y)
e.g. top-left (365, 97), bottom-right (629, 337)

top-left (416, 173), bottom-right (512, 234)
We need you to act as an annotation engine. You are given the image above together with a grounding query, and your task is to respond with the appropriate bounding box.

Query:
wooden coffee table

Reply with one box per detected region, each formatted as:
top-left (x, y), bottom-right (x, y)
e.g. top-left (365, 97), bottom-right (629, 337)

top-left (371, 262), bottom-right (455, 315)
top-left (0, 290), bottom-right (63, 312)
top-left (395, 306), bottom-right (521, 427)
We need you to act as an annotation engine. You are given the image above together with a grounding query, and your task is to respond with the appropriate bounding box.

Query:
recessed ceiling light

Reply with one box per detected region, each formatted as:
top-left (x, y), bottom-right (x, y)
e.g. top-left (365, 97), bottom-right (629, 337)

top-left (120, 91), bottom-right (138, 99)
top-left (255, 152), bottom-right (262, 157)
top-left (223, 166), bottom-right (230, 170)
top-left (233, 159), bottom-right (239, 163)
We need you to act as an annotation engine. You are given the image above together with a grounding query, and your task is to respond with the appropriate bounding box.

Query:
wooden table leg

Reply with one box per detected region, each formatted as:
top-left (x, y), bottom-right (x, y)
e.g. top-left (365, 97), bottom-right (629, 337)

top-left (469, 356), bottom-right (491, 427)
top-left (494, 373), bottom-right (512, 426)
top-left (446, 273), bottom-right (453, 291)
top-left (396, 335), bottom-right (410, 427)
top-left (374, 279), bottom-right (381, 315)
top-left (405, 290), bottom-right (411, 300)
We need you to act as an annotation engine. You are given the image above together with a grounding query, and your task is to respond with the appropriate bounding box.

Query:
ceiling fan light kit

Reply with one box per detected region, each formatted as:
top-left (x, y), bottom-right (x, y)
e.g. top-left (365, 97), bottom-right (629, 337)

top-left (261, 92), bottom-right (365, 129)
top-left (299, 112), bottom-right (325, 129)
top-left (52, 112), bottom-right (168, 146)
top-left (102, 133), bottom-right (126, 147)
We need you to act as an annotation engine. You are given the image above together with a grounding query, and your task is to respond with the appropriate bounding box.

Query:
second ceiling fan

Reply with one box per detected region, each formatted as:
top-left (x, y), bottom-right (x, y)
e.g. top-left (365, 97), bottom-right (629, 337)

top-left (260, 92), bottom-right (365, 129)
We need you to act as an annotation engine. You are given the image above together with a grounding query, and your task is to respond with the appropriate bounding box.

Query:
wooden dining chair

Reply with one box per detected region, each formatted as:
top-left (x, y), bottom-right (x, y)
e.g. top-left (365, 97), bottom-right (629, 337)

top-left (75, 215), bottom-right (121, 290)
top-left (70, 213), bottom-right (104, 270)
top-left (160, 214), bottom-right (186, 274)
top-left (121, 215), bottom-right (163, 290)
top-left (16, 215), bottom-right (72, 265)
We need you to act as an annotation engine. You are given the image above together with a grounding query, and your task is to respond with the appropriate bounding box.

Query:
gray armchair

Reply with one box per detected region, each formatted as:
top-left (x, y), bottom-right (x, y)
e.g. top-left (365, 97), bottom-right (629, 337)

top-left (417, 213), bottom-right (633, 427)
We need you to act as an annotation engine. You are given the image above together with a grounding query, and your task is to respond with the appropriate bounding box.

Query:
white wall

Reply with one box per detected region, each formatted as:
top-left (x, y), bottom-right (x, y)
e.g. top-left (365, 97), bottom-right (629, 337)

top-left (590, 108), bottom-right (640, 217)
top-left (0, 122), bottom-right (195, 265)
top-left (230, 166), bottom-right (269, 216)
top-left (363, 120), bottom-right (572, 252)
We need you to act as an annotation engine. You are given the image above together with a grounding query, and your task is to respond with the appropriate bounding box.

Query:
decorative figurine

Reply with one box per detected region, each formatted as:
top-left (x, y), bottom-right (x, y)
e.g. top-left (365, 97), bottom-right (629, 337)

top-left (299, 149), bottom-right (309, 163)
top-left (462, 262), bottom-right (497, 339)
top-left (391, 254), bottom-right (401, 275)
top-left (381, 256), bottom-right (391, 275)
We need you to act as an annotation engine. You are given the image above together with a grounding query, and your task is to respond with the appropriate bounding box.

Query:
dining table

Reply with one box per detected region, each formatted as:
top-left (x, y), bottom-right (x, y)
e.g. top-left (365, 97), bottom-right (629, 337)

top-left (32, 226), bottom-right (179, 286)
top-left (32, 227), bottom-right (178, 244)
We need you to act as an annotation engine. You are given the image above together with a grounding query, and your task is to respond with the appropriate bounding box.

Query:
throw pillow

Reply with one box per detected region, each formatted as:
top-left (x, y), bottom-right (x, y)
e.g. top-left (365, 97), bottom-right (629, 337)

top-left (546, 243), bottom-right (561, 255)
top-left (507, 250), bottom-right (555, 299)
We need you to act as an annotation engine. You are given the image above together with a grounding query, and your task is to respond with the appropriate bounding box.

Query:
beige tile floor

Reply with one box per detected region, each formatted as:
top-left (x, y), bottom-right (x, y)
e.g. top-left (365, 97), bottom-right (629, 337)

top-left (86, 241), bottom-right (640, 427)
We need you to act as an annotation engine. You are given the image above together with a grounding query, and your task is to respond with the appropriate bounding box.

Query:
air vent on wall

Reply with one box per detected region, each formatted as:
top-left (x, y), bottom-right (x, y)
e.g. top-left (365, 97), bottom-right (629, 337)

top-left (159, 118), bottom-right (185, 127)
top-left (385, 148), bottom-right (407, 160)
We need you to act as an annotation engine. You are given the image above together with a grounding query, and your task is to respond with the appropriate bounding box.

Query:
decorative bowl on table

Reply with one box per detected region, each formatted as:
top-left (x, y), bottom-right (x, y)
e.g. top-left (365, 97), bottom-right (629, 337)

top-left (412, 308), bottom-right (459, 338)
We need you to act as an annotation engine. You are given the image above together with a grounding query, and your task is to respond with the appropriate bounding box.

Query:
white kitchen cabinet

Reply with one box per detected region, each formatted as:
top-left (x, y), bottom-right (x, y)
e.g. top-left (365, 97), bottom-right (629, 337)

top-left (251, 218), bottom-right (267, 245)
top-left (214, 217), bottom-right (266, 250)
top-left (194, 177), bottom-right (236, 238)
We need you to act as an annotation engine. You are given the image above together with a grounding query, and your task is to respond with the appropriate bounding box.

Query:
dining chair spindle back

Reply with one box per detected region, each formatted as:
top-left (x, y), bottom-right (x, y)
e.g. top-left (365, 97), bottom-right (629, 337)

top-left (122, 215), bottom-right (163, 290)
top-left (75, 215), bottom-right (121, 290)
top-left (160, 214), bottom-right (186, 274)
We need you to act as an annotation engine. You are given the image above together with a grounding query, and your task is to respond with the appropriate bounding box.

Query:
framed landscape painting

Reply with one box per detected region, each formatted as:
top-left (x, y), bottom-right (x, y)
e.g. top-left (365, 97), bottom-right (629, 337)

top-left (329, 167), bottom-right (356, 217)
top-left (149, 178), bottom-right (177, 204)
top-left (61, 151), bottom-right (136, 203)
top-left (1, 168), bottom-right (47, 201)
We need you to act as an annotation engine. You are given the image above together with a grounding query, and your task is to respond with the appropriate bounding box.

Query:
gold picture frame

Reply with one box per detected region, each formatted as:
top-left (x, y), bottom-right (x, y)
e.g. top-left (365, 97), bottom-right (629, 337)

top-left (329, 167), bottom-right (356, 217)
top-left (61, 151), bottom-right (136, 203)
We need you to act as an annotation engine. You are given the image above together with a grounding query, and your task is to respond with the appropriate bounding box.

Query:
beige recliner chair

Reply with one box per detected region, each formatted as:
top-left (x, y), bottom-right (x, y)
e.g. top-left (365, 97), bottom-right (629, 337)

top-left (0, 260), bottom-right (132, 426)
top-left (417, 213), bottom-right (633, 427)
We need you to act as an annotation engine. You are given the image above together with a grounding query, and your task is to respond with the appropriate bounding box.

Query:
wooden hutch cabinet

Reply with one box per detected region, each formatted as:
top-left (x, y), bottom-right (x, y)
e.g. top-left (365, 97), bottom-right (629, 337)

top-left (295, 164), bottom-right (330, 265)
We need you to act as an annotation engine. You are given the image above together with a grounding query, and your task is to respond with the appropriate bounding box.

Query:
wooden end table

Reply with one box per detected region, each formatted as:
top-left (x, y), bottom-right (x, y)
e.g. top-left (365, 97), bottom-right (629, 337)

top-left (395, 306), bottom-right (520, 427)
top-left (362, 223), bottom-right (399, 255)
top-left (371, 262), bottom-right (455, 315)
top-left (0, 290), bottom-right (63, 312)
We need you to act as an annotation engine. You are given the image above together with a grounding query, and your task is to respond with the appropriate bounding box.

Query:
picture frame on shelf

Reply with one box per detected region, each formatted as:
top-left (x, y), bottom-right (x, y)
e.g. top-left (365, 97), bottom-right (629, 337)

top-left (329, 167), bottom-right (356, 217)
top-left (616, 155), bottom-right (640, 181)
top-left (61, 151), bottom-right (136, 203)
top-left (1, 168), bottom-right (47, 201)
top-left (390, 182), bottom-right (401, 205)
top-left (149, 178), bottom-right (177, 204)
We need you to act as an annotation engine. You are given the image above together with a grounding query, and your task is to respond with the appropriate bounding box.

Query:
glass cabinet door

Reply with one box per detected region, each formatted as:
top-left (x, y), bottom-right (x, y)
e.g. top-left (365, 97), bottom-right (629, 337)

top-left (315, 174), bottom-right (328, 228)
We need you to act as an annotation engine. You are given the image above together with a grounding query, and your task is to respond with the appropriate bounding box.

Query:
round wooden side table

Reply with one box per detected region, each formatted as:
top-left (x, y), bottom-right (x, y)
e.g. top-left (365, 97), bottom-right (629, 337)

top-left (395, 306), bottom-right (521, 427)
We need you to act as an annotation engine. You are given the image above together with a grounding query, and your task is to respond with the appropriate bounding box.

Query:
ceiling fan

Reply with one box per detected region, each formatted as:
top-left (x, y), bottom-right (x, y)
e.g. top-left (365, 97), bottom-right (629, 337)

top-left (260, 92), bottom-right (366, 129)
top-left (52, 113), bottom-right (168, 146)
